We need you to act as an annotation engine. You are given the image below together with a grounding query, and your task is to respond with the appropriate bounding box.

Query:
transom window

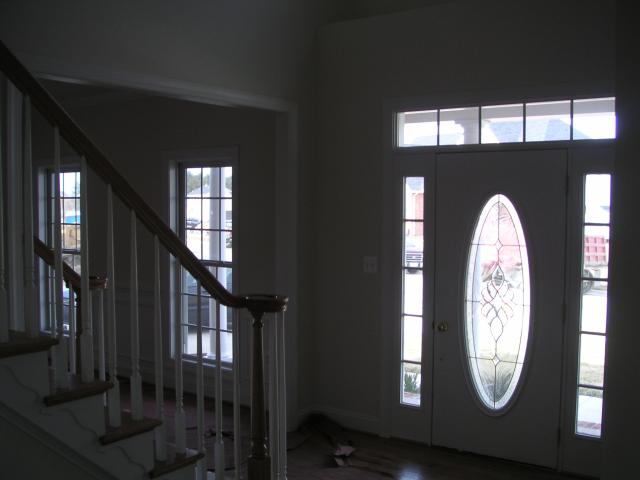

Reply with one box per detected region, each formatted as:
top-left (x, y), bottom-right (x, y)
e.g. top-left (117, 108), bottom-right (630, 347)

top-left (397, 97), bottom-right (615, 147)
top-left (179, 163), bottom-right (234, 363)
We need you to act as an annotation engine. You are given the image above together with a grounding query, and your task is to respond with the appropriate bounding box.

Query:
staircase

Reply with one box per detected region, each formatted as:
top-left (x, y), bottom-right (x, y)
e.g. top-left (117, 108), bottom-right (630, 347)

top-left (0, 40), bottom-right (288, 479)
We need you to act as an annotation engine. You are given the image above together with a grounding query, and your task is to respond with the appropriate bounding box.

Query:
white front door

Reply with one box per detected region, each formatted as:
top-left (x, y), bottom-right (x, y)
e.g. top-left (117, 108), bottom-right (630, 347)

top-left (431, 149), bottom-right (567, 467)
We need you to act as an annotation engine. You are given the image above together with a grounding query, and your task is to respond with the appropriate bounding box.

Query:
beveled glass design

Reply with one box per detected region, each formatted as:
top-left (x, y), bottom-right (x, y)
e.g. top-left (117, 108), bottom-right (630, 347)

top-left (465, 194), bottom-right (530, 411)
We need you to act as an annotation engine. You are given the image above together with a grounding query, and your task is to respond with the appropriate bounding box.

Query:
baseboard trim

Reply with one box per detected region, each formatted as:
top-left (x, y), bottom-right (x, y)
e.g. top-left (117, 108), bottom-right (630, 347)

top-left (297, 404), bottom-right (381, 436)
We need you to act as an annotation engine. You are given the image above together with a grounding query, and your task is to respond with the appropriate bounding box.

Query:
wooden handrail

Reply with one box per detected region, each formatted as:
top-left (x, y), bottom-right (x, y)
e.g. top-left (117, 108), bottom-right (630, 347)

top-left (0, 40), bottom-right (286, 314)
top-left (33, 237), bottom-right (107, 291)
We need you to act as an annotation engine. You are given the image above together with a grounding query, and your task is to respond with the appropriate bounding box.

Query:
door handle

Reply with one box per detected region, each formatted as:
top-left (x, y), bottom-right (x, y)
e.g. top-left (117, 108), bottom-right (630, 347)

top-left (437, 322), bottom-right (448, 332)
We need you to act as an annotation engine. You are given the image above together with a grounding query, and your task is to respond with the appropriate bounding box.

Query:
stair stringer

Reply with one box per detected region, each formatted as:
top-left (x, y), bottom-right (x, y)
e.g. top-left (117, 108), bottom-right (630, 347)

top-left (0, 350), bottom-right (160, 479)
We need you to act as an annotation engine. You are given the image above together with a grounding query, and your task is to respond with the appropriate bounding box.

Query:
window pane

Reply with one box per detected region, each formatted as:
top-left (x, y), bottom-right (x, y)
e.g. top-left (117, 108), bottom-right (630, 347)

top-left (203, 167), bottom-right (222, 198)
top-left (202, 199), bottom-right (221, 229)
top-left (222, 231), bottom-right (233, 261)
top-left (62, 225), bottom-right (80, 250)
top-left (576, 387), bottom-right (603, 437)
top-left (402, 316), bottom-right (422, 362)
top-left (223, 167), bottom-right (233, 197)
top-left (525, 100), bottom-right (570, 141)
top-left (202, 230), bottom-right (220, 261)
top-left (403, 222), bottom-right (423, 270)
top-left (481, 104), bottom-right (523, 144)
top-left (403, 271), bottom-right (423, 316)
top-left (63, 199), bottom-right (79, 223)
top-left (404, 177), bottom-right (424, 220)
top-left (439, 107), bottom-right (479, 145)
top-left (223, 199), bottom-right (233, 229)
top-left (186, 168), bottom-right (202, 197)
top-left (585, 174), bottom-right (611, 224)
top-left (581, 281), bottom-right (608, 333)
top-left (579, 334), bottom-right (606, 387)
top-left (583, 225), bottom-right (609, 278)
top-left (573, 98), bottom-right (616, 140)
top-left (186, 229), bottom-right (202, 258)
top-left (397, 110), bottom-right (438, 147)
top-left (401, 362), bottom-right (421, 406)
top-left (186, 199), bottom-right (202, 229)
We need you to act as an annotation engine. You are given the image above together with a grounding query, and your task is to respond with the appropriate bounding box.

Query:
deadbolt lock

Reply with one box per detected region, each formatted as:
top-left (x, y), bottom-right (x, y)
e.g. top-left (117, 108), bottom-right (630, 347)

top-left (437, 322), bottom-right (448, 332)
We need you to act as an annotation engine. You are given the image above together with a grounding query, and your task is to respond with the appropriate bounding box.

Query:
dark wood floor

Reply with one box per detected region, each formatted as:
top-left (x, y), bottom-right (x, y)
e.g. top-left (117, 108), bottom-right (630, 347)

top-left (126, 383), bottom-right (587, 479)
top-left (287, 428), bottom-right (585, 480)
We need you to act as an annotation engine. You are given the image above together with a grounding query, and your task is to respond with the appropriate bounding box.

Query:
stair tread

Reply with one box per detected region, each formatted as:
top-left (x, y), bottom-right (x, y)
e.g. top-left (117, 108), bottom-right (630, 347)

top-left (100, 410), bottom-right (162, 445)
top-left (149, 447), bottom-right (204, 478)
top-left (0, 331), bottom-right (58, 359)
top-left (44, 374), bottom-right (113, 406)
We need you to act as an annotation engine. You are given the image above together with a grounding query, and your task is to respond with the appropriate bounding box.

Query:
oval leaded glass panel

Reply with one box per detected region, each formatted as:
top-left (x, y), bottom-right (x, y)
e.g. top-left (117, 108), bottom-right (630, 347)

top-left (465, 194), bottom-right (530, 411)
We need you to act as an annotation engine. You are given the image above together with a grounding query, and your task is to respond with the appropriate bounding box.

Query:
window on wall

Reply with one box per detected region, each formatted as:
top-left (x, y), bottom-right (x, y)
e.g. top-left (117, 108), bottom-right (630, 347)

top-left (400, 177), bottom-right (425, 406)
top-left (576, 174), bottom-right (611, 437)
top-left (397, 97), bottom-right (615, 147)
top-left (43, 169), bottom-right (81, 332)
top-left (179, 163), bottom-right (235, 363)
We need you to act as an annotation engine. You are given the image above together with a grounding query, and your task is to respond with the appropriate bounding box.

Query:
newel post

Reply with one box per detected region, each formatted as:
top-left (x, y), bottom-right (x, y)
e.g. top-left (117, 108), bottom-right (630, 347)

top-left (245, 294), bottom-right (288, 480)
top-left (248, 307), bottom-right (270, 480)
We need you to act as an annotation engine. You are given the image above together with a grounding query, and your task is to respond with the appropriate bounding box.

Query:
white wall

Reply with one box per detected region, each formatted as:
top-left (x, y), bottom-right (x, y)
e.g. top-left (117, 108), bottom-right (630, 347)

top-left (0, 0), bottom-right (330, 104)
top-left (602, 3), bottom-right (640, 477)
top-left (313, 0), bottom-right (614, 429)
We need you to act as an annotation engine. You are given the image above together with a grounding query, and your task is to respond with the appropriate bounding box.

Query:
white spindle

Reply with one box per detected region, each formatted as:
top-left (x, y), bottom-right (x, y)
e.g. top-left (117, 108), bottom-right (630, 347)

top-left (153, 236), bottom-right (167, 462)
top-left (22, 95), bottom-right (38, 337)
top-left (268, 315), bottom-right (279, 479)
top-left (174, 265), bottom-right (186, 454)
top-left (196, 282), bottom-right (206, 480)
top-left (277, 312), bottom-right (287, 479)
top-left (215, 300), bottom-right (225, 477)
top-left (97, 289), bottom-right (105, 382)
top-left (129, 210), bottom-right (143, 420)
top-left (233, 309), bottom-right (241, 479)
top-left (106, 185), bottom-right (121, 427)
top-left (0, 75), bottom-right (8, 343)
top-left (80, 156), bottom-right (94, 383)
top-left (52, 127), bottom-right (69, 389)
top-left (68, 289), bottom-right (76, 374)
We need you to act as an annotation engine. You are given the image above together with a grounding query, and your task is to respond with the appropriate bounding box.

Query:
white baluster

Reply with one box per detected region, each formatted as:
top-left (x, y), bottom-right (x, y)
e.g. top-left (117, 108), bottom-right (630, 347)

top-left (0, 75), bottom-right (8, 343)
top-left (97, 289), bottom-right (105, 382)
top-left (233, 309), bottom-right (241, 479)
top-left (215, 300), bottom-right (225, 477)
top-left (80, 156), bottom-right (94, 383)
top-left (196, 282), bottom-right (206, 480)
top-left (269, 314), bottom-right (279, 479)
top-left (68, 289), bottom-right (76, 375)
top-left (22, 95), bottom-right (38, 337)
top-left (277, 311), bottom-right (287, 479)
top-left (106, 185), bottom-right (121, 427)
top-left (174, 265), bottom-right (186, 454)
top-left (52, 127), bottom-right (69, 389)
top-left (153, 236), bottom-right (167, 462)
top-left (129, 210), bottom-right (143, 420)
